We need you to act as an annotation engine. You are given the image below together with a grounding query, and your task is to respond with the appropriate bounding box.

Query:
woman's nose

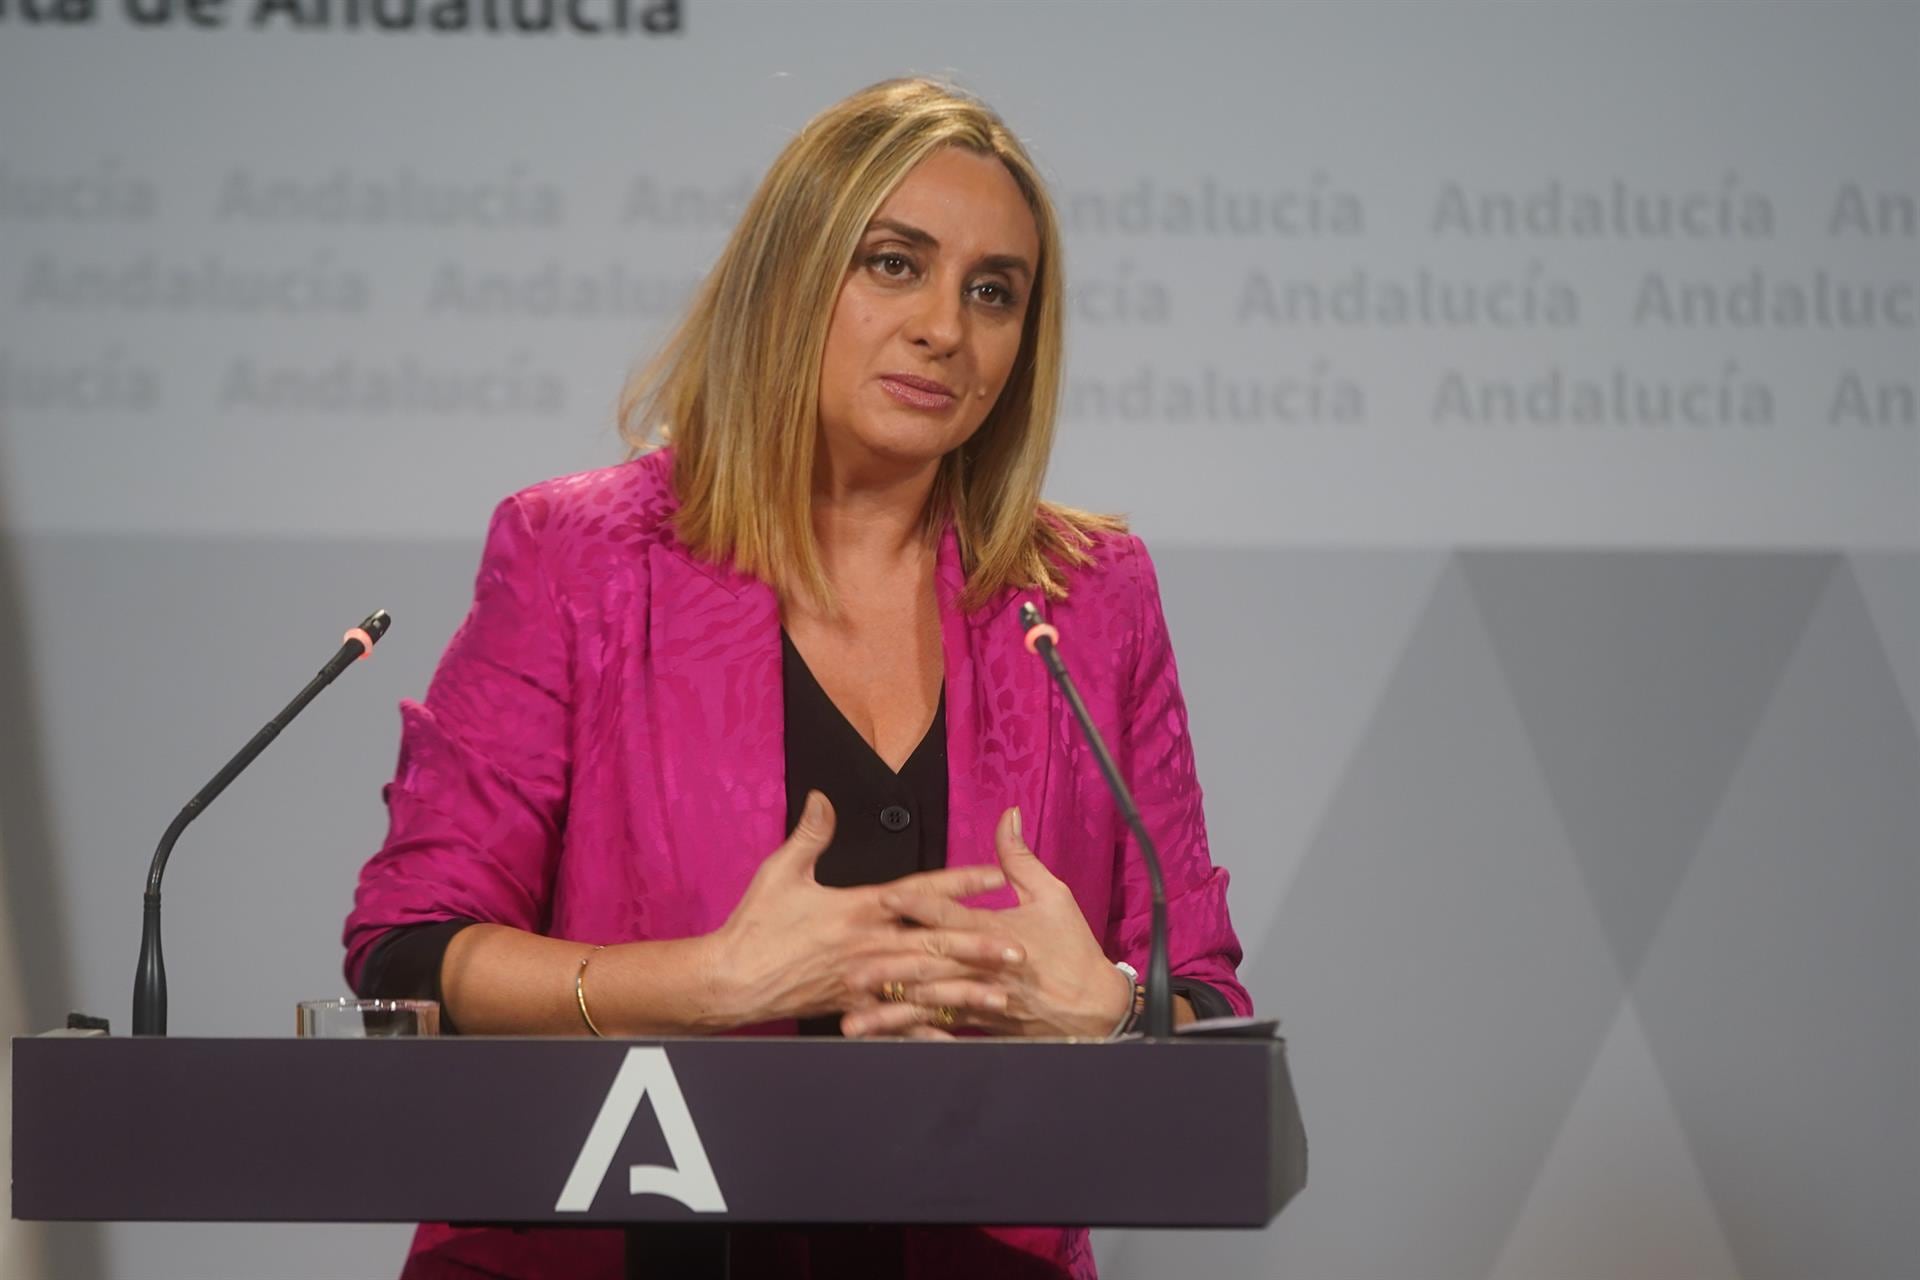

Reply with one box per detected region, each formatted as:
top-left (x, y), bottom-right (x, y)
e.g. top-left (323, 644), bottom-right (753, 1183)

top-left (905, 280), bottom-right (965, 354)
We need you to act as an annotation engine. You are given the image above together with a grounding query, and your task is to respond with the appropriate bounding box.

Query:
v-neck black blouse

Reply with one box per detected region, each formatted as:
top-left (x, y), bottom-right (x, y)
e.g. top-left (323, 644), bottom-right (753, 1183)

top-left (358, 630), bottom-right (1230, 1030)
top-left (780, 629), bottom-right (948, 887)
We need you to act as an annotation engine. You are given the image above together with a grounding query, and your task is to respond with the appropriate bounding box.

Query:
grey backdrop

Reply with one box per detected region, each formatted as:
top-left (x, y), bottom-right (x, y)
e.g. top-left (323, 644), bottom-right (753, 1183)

top-left (2, 2), bottom-right (1915, 1278)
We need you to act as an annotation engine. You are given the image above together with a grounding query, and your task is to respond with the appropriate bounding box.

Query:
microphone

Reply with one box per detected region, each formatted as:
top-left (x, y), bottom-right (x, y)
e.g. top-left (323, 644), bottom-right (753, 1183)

top-left (1018, 601), bottom-right (1172, 1040)
top-left (133, 609), bottom-right (392, 1036)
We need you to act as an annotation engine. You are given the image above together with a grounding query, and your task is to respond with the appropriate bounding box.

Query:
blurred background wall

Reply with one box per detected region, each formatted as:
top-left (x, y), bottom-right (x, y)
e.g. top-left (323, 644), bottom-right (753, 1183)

top-left (1, 2), bottom-right (1914, 1277)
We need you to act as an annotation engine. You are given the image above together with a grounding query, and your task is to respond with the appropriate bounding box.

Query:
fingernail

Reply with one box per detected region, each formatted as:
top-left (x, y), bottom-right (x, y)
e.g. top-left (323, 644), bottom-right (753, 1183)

top-left (1003, 947), bottom-right (1023, 963)
top-left (988, 993), bottom-right (1007, 1010)
top-left (981, 871), bottom-right (1006, 890)
top-left (806, 791), bottom-right (824, 823)
top-left (1011, 807), bottom-right (1022, 840)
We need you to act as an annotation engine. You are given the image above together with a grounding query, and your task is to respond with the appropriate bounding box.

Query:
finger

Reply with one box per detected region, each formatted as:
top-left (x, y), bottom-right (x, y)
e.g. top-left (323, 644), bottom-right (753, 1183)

top-left (847, 944), bottom-right (1021, 996)
top-left (842, 1003), bottom-right (941, 1038)
top-left (775, 791), bottom-right (836, 879)
top-left (900, 1025), bottom-right (957, 1041)
top-left (903, 926), bottom-right (1025, 969)
top-left (840, 1014), bottom-right (957, 1042)
top-left (843, 1004), bottom-right (923, 1038)
top-left (887, 862), bottom-right (1007, 904)
top-left (841, 991), bottom-right (1000, 1038)
top-left (995, 806), bottom-right (1051, 903)
top-left (901, 979), bottom-right (1009, 1015)
top-left (876, 889), bottom-right (977, 931)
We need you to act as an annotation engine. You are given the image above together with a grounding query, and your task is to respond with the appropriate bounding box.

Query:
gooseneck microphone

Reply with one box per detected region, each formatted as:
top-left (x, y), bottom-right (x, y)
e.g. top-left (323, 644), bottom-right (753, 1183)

top-left (133, 609), bottom-right (392, 1036)
top-left (1018, 602), bottom-right (1173, 1040)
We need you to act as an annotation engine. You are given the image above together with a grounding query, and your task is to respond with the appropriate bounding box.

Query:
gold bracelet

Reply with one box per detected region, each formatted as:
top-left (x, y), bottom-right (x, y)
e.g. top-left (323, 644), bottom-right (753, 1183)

top-left (575, 945), bottom-right (608, 1037)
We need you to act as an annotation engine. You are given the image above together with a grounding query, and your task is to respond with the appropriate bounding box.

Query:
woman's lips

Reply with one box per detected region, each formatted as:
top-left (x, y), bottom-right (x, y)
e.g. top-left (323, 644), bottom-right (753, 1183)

top-left (879, 375), bottom-right (957, 410)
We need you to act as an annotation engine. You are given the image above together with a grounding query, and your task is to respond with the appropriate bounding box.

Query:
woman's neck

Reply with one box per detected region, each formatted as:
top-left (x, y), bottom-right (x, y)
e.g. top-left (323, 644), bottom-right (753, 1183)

top-left (809, 445), bottom-right (941, 582)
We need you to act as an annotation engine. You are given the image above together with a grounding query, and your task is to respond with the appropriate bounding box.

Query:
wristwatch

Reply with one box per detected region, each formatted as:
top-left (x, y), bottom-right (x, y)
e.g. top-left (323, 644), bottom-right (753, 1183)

top-left (1107, 961), bottom-right (1147, 1039)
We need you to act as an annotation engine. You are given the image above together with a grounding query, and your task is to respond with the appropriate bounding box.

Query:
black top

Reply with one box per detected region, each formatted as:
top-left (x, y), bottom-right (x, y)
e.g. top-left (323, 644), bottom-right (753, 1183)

top-left (780, 630), bottom-right (949, 889)
top-left (359, 631), bottom-right (1232, 1030)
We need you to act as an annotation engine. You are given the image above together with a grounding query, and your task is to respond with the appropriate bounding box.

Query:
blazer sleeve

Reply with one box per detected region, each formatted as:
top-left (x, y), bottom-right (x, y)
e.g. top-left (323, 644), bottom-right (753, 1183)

top-left (341, 494), bottom-right (572, 990)
top-left (1103, 536), bottom-right (1253, 1016)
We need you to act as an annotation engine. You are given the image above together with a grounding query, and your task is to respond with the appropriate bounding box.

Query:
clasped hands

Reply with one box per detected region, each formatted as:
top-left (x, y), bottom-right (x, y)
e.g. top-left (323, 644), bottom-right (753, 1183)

top-left (709, 792), bottom-right (1133, 1040)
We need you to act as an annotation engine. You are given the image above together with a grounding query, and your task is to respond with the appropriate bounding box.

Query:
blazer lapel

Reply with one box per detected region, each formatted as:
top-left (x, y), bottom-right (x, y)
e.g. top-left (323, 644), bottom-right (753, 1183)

top-left (646, 540), bottom-right (787, 927)
top-left (938, 527), bottom-right (1054, 907)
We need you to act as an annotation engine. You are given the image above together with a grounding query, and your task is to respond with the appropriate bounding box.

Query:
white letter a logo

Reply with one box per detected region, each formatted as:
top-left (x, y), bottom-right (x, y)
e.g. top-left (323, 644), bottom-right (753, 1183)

top-left (555, 1047), bottom-right (727, 1213)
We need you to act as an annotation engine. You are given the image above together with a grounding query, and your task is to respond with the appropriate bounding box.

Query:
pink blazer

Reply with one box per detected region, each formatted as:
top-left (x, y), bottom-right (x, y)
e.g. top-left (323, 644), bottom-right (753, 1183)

top-left (343, 448), bottom-right (1248, 1279)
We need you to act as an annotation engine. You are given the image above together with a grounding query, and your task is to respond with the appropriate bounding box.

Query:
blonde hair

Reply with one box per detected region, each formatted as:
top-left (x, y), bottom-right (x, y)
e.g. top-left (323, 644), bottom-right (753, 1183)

top-left (617, 77), bottom-right (1122, 611)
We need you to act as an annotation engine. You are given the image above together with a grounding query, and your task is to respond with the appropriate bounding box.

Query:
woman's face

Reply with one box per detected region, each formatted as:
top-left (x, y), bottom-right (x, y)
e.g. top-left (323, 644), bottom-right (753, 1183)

top-left (816, 146), bottom-right (1041, 475)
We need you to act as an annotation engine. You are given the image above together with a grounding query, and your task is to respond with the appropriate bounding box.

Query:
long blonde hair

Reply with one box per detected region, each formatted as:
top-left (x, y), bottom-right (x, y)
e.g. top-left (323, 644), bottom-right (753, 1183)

top-left (617, 77), bottom-right (1122, 611)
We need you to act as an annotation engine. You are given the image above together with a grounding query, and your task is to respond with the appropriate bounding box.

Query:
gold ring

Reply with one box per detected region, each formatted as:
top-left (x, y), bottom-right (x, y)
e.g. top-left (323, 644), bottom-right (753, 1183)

top-left (933, 1005), bottom-right (957, 1028)
top-left (881, 981), bottom-right (908, 1004)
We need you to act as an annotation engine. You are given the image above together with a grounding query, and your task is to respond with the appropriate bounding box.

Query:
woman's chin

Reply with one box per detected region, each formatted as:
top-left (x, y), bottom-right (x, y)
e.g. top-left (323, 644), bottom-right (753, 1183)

top-left (840, 420), bottom-right (975, 470)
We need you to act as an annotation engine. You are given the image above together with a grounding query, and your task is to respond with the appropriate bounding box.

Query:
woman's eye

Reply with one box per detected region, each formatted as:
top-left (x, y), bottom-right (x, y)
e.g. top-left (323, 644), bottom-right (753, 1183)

top-left (972, 281), bottom-right (1018, 308)
top-left (867, 252), bottom-right (915, 279)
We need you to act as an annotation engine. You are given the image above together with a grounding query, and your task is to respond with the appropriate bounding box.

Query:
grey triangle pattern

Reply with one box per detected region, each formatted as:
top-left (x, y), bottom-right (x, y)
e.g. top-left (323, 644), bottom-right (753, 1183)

top-left (1846, 551), bottom-right (1920, 738)
top-left (1099, 548), bottom-right (1447, 1279)
top-left (1147, 547), bottom-right (1449, 960)
top-left (1631, 562), bottom-right (1920, 1280)
top-left (1459, 551), bottom-right (1836, 988)
top-left (1109, 558), bottom-right (1620, 1280)
top-left (1485, 1001), bottom-right (1745, 1280)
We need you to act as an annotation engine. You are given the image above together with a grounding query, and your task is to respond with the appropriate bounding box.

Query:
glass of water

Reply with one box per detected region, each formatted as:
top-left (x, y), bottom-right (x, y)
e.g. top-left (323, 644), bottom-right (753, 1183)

top-left (297, 997), bottom-right (439, 1038)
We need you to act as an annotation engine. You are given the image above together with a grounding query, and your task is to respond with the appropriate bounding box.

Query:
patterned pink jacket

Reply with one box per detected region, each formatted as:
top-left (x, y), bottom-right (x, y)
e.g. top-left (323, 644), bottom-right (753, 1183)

top-left (343, 448), bottom-right (1248, 1279)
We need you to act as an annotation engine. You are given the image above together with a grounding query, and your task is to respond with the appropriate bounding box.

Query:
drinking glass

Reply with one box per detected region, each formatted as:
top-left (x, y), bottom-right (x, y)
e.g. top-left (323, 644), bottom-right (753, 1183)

top-left (297, 997), bottom-right (439, 1038)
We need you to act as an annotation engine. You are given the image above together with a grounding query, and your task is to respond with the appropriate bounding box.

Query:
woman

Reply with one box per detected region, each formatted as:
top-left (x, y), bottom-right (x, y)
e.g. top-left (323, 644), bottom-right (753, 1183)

top-left (345, 77), bottom-right (1249, 1279)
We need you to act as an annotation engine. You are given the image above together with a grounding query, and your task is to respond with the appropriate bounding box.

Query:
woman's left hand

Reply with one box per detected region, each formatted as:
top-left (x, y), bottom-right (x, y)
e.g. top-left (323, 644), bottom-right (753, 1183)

top-left (840, 807), bottom-right (1133, 1040)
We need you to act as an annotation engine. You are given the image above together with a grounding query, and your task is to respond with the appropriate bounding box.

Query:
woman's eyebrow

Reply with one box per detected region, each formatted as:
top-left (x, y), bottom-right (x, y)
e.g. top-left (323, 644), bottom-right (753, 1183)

top-left (867, 217), bottom-right (939, 249)
top-left (976, 253), bottom-right (1033, 281)
top-left (865, 218), bottom-right (1033, 280)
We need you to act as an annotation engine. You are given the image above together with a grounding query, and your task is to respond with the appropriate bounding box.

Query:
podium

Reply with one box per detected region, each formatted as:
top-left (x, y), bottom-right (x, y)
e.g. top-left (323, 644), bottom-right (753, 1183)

top-left (14, 1034), bottom-right (1306, 1274)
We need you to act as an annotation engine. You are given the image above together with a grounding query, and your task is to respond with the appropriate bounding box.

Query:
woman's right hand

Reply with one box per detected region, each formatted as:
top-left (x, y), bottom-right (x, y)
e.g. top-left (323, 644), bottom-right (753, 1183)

top-left (709, 791), bottom-right (1024, 1027)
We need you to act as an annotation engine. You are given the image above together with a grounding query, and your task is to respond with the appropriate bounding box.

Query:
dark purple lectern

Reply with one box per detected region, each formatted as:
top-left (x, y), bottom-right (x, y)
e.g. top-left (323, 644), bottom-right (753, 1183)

top-left (13, 1035), bottom-right (1306, 1274)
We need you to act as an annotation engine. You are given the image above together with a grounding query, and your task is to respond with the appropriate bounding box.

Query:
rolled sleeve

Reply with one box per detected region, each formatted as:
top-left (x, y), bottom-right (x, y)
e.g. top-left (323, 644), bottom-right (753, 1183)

top-left (342, 494), bottom-right (572, 989)
top-left (1104, 537), bottom-right (1252, 1017)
